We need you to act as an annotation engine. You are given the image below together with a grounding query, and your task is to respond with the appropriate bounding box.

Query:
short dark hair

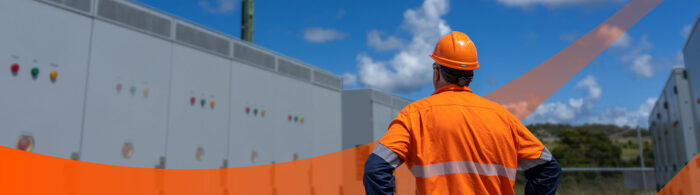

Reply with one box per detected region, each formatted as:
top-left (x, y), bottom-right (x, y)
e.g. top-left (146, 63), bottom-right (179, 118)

top-left (434, 63), bottom-right (474, 87)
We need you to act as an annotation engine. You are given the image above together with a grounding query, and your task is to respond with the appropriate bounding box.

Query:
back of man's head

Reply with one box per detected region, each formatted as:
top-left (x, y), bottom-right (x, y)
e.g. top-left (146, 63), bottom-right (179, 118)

top-left (436, 63), bottom-right (474, 87)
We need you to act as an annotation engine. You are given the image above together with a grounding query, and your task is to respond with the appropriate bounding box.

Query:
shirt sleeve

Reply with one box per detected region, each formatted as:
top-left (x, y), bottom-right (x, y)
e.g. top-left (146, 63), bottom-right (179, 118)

top-left (509, 113), bottom-right (561, 195)
top-left (510, 114), bottom-right (551, 169)
top-left (377, 111), bottom-right (412, 163)
top-left (363, 111), bottom-right (412, 195)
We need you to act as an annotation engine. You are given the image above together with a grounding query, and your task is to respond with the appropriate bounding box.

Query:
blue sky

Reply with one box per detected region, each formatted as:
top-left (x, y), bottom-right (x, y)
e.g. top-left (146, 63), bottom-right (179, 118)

top-left (134, 0), bottom-right (700, 127)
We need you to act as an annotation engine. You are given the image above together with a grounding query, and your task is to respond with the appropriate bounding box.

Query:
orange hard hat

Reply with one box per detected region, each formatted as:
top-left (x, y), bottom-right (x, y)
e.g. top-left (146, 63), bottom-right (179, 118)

top-left (430, 31), bottom-right (479, 70)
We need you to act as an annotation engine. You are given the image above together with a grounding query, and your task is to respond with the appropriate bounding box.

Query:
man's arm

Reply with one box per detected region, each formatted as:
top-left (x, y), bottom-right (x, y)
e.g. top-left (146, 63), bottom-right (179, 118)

top-left (363, 111), bottom-right (411, 195)
top-left (510, 113), bottom-right (562, 195)
top-left (522, 156), bottom-right (562, 195)
top-left (363, 144), bottom-right (401, 195)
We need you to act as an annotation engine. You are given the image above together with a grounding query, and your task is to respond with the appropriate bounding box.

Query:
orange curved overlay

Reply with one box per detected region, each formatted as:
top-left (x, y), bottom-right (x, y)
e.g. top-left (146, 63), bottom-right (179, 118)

top-left (658, 154), bottom-right (700, 194)
top-left (0, 0), bottom-right (661, 194)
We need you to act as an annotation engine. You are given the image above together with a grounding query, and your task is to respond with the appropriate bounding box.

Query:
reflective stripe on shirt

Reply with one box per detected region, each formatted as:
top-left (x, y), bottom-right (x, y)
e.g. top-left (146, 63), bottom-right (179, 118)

top-left (409, 161), bottom-right (517, 180)
top-left (518, 147), bottom-right (553, 170)
top-left (372, 143), bottom-right (402, 168)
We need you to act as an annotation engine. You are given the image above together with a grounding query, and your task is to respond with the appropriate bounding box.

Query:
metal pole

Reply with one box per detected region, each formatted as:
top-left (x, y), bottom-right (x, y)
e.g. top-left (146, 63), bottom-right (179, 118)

top-left (241, 0), bottom-right (254, 42)
top-left (637, 127), bottom-right (649, 195)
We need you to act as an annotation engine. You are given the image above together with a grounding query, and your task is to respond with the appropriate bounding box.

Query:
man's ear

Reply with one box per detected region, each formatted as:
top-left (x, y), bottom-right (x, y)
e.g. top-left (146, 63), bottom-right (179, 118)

top-left (433, 69), bottom-right (440, 82)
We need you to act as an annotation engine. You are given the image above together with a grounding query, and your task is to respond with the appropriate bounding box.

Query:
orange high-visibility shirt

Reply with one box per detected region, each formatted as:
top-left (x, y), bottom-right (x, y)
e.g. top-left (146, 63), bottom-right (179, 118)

top-left (376, 84), bottom-right (550, 195)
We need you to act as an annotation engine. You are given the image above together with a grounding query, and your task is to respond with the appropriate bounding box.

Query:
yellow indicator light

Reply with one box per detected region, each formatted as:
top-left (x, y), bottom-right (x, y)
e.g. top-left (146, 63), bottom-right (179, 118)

top-left (143, 89), bottom-right (149, 97)
top-left (300, 117), bottom-right (305, 123)
top-left (49, 71), bottom-right (58, 81)
top-left (261, 109), bottom-right (266, 117)
top-left (210, 101), bottom-right (216, 108)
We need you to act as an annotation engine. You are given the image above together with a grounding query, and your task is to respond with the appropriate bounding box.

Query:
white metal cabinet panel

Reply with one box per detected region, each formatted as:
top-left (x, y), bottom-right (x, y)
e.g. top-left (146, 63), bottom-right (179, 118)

top-left (666, 74), bottom-right (685, 170)
top-left (0, 0), bottom-right (92, 159)
top-left (341, 90), bottom-right (373, 150)
top-left (683, 18), bottom-right (700, 154)
top-left (80, 20), bottom-right (171, 168)
top-left (671, 68), bottom-right (698, 164)
top-left (270, 74), bottom-right (308, 163)
top-left (165, 44), bottom-right (231, 169)
top-left (658, 94), bottom-right (673, 184)
top-left (228, 61), bottom-right (276, 167)
top-left (371, 103), bottom-right (393, 142)
top-left (311, 86), bottom-right (342, 157)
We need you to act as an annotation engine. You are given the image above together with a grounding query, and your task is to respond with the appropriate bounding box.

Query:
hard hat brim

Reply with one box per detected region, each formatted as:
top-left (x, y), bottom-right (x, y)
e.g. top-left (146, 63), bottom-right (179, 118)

top-left (430, 54), bottom-right (479, 71)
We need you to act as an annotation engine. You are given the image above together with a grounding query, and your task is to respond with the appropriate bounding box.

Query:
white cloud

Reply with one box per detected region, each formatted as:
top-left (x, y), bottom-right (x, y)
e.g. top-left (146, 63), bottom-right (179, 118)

top-left (588, 98), bottom-right (656, 127)
top-left (367, 30), bottom-right (406, 51)
top-left (525, 75), bottom-right (601, 124)
top-left (682, 25), bottom-right (692, 38)
top-left (341, 73), bottom-right (358, 87)
top-left (620, 35), bottom-right (655, 78)
top-left (496, 0), bottom-right (625, 8)
top-left (629, 54), bottom-right (653, 78)
top-left (575, 75), bottom-right (602, 100)
top-left (198, 0), bottom-right (236, 14)
top-left (525, 75), bottom-right (657, 128)
top-left (303, 27), bottom-right (347, 43)
top-left (357, 0), bottom-right (451, 93)
top-left (610, 33), bottom-right (631, 49)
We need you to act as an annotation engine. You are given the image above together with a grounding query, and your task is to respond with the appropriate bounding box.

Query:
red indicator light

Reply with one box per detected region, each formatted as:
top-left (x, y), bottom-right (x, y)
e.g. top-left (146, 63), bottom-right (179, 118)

top-left (190, 97), bottom-right (196, 105)
top-left (116, 83), bottom-right (123, 92)
top-left (288, 115), bottom-right (292, 121)
top-left (16, 135), bottom-right (34, 152)
top-left (10, 63), bottom-right (19, 73)
top-left (245, 107), bottom-right (250, 114)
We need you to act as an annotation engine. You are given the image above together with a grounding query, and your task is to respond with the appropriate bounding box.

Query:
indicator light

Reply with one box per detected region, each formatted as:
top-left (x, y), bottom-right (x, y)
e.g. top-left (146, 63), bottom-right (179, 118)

top-left (130, 86), bottom-right (136, 95)
top-left (196, 147), bottom-right (205, 161)
top-left (261, 109), bottom-right (266, 117)
top-left (210, 101), bottom-right (215, 108)
top-left (16, 135), bottom-right (35, 152)
top-left (31, 67), bottom-right (39, 78)
top-left (294, 116), bottom-right (298, 123)
top-left (300, 117), bottom-right (304, 123)
top-left (49, 71), bottom-right (58, 81)
top-left (122, 142), bottom-right (134, 159)
top-left (200, 99), bottom-right (206, 107)
top-left (143, 88), bottom-right (149, 97)
top-left (251, 151), bottom-right (258, 163)
top-left (190, 97), bottom-right (196, 105)
top-left (116, 83), bottom-right (123, 92)
top-left (253, 108), bottom-right (258, 116)
top-left (10, 63), bottom-right (19, 74)
top-left (288, 115), bottom-right (292, 121)
top-left (245, 107), bottom-right (250, 114)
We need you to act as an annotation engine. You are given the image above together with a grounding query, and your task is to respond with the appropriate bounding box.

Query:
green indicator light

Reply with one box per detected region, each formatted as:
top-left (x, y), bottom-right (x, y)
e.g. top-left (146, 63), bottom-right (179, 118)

top-left (200, 99), bottom-right (206, 106)
top-left (31, 67), bottom-right (39, 76)
top-left (294, 116), bottom-right (298, 122)
top-left (130, 86), bottom-right (136, 94)
top-left (253, 108), bottom-right (258, 115)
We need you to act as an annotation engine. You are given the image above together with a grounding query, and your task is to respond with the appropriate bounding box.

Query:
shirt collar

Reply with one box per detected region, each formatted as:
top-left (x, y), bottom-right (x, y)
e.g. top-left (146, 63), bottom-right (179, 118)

top-left (432, 84), bottom-right (473, 95)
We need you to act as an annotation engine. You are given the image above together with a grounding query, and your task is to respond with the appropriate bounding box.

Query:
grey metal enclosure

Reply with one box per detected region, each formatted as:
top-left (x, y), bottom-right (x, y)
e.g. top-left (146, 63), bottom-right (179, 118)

top-left (0, 0), bottom-right (343, 169)
top-left (650, 67), bottom-right (699, 189)
top-left (341, 89), bottom-right (412, 150)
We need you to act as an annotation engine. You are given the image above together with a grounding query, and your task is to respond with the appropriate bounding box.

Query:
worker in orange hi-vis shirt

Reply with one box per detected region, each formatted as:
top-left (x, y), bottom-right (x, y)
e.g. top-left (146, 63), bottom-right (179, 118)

top-left (363, 31), bottom-right (562, 195)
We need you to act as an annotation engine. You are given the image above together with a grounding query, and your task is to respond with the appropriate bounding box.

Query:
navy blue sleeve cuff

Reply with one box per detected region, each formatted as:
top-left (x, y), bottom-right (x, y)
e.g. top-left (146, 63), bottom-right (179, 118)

top-left (524, 157), bottom-right (562, 195)
top-left (363, 153), bottom-right (397, 195)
